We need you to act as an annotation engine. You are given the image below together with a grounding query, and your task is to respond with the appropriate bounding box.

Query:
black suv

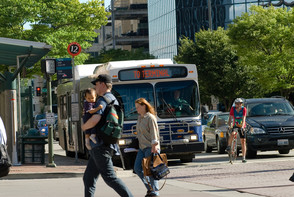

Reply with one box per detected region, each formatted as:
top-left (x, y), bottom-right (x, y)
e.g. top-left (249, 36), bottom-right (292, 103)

top-left (244, 97), bottom-right (294, 158)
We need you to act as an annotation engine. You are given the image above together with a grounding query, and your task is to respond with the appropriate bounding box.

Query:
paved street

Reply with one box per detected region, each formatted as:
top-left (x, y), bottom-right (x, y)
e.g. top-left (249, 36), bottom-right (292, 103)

top-left (1, 141), bottom-right (294, 196)
top-left (167, 150), bottom-right (294, 197)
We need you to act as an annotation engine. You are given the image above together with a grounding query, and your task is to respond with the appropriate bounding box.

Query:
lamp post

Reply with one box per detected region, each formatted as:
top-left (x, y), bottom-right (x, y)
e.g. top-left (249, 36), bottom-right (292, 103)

top-left (41, 59), bottom-right (56, 167)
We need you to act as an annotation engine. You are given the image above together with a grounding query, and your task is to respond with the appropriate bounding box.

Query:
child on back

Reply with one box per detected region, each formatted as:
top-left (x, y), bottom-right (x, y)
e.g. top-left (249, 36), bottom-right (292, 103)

top-left (83, 88), bottom-right (103, 150)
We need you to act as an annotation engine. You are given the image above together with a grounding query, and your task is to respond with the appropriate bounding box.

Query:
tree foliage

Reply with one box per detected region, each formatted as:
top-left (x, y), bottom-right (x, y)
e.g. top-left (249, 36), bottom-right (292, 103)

top-left (175, 28), bottom-right (257, 110)
top-left (227, 5), bottom-right (294, 98)
top-left (0, 0), bottom-right (108, 77)
top-left (85, 48), bottom-right (155, 64)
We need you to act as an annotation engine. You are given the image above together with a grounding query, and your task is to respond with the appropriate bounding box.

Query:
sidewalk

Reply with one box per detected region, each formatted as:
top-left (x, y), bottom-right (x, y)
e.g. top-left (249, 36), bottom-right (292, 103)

top-left (7, 142), bottom-right (132, 179)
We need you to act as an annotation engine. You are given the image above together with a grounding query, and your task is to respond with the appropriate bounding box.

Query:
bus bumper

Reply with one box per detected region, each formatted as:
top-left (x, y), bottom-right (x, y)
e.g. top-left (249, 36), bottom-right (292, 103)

top-left (161, 142), bottom-right (204, 156)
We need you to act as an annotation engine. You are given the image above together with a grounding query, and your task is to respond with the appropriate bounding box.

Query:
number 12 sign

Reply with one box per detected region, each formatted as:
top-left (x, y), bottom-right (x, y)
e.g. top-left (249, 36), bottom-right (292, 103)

top-left (67, 42), bottom-right (81, 57)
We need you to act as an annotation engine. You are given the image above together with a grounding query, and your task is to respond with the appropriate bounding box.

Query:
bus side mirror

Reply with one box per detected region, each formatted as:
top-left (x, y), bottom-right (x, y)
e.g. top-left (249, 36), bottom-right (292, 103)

top-left (201, 105), bottom-right (209, 118)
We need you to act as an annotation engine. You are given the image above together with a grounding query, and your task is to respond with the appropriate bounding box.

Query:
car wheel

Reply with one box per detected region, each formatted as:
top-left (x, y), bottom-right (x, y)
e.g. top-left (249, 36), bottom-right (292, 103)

top-left (278, 149), bottom-right (290, 154)
top-left (204, 137), bottom-right (212, 153)
top-left (246, 149), bottom-right (257, 158)
top-left (217, 137), bottom-right (225, 154)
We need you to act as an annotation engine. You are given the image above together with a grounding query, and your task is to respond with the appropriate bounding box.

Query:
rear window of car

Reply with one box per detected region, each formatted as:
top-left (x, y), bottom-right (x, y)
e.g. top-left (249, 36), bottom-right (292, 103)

top-left (36, 114), bottom-right (45, 120)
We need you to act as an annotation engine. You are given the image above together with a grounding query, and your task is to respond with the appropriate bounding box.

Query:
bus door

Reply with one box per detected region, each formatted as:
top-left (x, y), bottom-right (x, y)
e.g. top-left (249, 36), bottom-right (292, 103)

top-left (67, 93), bottom-right (74, 148)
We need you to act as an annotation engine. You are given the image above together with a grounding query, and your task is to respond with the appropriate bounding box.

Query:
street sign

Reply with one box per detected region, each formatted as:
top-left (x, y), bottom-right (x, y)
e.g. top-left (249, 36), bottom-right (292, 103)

top-left (46, 112), bottom-right (55, 125)
top-left (67, 42), bottom-right (81, 57)
top-left (56, 58), bottom-right (72, 80)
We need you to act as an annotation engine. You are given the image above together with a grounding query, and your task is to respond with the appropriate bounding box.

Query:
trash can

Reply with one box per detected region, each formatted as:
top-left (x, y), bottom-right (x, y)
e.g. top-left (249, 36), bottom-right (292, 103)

top-left (21, 128), bottom-right (48, 164)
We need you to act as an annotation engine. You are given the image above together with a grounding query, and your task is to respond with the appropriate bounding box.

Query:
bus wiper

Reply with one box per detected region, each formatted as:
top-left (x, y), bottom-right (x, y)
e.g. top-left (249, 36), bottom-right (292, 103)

top-left (161, 97), bottom-right (178, 122)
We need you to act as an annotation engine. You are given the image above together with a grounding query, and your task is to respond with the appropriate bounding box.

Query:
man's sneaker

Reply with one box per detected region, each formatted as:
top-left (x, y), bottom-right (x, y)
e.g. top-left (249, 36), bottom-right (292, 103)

top-left (242, 159), bottom-right (247, 163)
top-left (225, 146), bottom-right (231, 152)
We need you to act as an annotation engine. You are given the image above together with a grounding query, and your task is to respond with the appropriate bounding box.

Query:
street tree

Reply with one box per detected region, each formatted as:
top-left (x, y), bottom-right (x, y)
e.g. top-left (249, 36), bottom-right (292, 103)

top-left (85, 48), bottom-right (155, 64)
top-left (227, 5), bottom-right (294, 98)
top-left (174, 28), bottom-right (257, 110)
top-left (0, 0), bottom-right (108, 77)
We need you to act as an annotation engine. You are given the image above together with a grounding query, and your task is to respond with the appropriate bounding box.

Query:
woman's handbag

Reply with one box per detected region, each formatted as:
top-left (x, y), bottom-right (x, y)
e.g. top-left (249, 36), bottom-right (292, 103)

top-left (142, 153), bottom-right (168, 177)
top-left (149, 153), bottom-right (170, 180)
top-left (142, 153), bottom-right (170, 191)
top-left (0, 144), bottom-right (11, 178)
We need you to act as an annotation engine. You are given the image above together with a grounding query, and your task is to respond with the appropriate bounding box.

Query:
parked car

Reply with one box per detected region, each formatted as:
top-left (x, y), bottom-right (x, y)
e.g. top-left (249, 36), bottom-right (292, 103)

top-left (37, 119), bottom-right (48, 137)
top-left (244, 97), bottom-right (294, 158)
top-left (203, 112), bottom-right (241, 154)
top-left (34, 114), bottom-right (45, 128)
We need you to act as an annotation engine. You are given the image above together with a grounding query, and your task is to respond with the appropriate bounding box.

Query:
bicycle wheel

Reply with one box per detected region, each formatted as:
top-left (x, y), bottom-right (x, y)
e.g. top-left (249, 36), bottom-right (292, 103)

top-left (229, 137), bottom-right (237, 164)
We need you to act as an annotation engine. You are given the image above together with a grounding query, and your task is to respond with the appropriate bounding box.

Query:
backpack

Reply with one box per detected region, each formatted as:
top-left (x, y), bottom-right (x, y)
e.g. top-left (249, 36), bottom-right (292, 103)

top-left (96, 95), bottom-right (124, 145)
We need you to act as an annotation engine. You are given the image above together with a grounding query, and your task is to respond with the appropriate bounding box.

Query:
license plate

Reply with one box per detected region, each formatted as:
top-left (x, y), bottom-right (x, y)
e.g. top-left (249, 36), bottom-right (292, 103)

top-left (277, 139), bottom-right (289, 146)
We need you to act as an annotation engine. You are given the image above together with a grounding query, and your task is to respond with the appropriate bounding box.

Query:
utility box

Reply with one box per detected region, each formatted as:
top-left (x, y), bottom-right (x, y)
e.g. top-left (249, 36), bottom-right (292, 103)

top-left (21, 128), bottom-right (48, 164)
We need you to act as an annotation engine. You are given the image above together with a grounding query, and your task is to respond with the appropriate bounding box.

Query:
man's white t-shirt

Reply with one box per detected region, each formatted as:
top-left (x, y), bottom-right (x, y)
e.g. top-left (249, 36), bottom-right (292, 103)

top-left (0, 116), bottom-right (7, 145)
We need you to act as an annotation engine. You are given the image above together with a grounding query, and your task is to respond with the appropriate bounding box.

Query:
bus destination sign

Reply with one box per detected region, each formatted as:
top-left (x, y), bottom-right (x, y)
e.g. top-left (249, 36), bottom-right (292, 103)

top-left (119, 66), bottom-right (187, 81)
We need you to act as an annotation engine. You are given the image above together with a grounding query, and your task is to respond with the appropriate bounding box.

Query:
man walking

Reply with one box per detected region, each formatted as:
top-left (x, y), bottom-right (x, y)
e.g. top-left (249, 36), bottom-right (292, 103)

top-left (81, 74), bottom-right (133, 197)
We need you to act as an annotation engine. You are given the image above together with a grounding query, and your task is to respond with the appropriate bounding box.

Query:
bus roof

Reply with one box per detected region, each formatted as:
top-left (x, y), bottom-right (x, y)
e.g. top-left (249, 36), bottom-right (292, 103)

top-left (75, 64), bottom-right (102, 79)
top-left (103, 59), bottom-right (173, 71)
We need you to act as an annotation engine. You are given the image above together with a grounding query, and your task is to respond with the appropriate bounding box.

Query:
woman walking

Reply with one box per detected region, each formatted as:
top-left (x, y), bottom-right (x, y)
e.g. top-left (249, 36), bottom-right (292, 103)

top-left (133, 98), bottom-right (160, 197)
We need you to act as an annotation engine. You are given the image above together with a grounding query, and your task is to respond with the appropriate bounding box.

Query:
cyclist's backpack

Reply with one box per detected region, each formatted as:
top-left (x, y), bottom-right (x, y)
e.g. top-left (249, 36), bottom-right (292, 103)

top-left (96, 95), bottom-right (124, 145)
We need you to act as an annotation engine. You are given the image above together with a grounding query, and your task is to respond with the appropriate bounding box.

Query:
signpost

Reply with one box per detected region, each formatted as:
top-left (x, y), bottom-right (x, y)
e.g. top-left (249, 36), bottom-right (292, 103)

top-left (67, 42), bottom-right (81, 162)
top-left (46, 112), bottom-right (55, 125)
top-left (41, 59), bottom-right (57, 168)
top-left (67, 42), bottom-right (81, 57)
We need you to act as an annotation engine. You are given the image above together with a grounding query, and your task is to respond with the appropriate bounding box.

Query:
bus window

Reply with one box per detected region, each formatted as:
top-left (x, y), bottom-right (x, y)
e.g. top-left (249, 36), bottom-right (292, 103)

top-left (60, 96), bottom-right (67, 119)
top-left (112, 83), bottom-right (154, 121)
top-left (155, 81), bottom-right (200, 118)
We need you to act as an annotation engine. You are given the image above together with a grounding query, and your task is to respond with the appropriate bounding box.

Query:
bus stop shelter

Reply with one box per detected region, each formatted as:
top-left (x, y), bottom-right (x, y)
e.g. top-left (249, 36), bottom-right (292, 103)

top-left (0, 37), bottom-right (51, 165)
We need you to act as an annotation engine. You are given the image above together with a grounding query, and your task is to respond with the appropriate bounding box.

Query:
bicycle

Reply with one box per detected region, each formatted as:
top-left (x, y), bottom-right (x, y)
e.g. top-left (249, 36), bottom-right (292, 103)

top-left (227, 127), bottom-right (239, 164)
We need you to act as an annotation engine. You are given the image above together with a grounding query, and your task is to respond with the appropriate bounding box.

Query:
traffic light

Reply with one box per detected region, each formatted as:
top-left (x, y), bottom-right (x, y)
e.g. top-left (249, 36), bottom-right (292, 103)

top-left (36, 87), bottom-right (41, 96)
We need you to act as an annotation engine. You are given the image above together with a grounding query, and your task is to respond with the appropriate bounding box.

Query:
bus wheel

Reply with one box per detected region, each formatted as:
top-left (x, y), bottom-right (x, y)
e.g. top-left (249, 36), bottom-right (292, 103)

top-left (66, 150), bottom-right (75, 158)
top-left (180, 154), bottom-right (194, 163)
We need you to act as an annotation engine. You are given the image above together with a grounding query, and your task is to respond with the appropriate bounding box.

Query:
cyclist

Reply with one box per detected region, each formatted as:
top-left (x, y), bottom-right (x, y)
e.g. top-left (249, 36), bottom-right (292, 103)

top-left (226, 98), bottom-right (247, 163)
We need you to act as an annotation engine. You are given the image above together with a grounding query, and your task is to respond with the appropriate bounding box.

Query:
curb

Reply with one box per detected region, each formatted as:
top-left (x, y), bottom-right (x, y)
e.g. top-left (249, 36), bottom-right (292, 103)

top-left (1, 169), bottom-right (134, 180)
top-left (2, 172), bottom-right (84, 180)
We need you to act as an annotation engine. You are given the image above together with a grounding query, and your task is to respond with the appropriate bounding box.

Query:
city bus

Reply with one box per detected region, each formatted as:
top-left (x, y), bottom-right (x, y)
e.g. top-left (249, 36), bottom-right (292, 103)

top-left (56, 59), bottom-right (204, 168)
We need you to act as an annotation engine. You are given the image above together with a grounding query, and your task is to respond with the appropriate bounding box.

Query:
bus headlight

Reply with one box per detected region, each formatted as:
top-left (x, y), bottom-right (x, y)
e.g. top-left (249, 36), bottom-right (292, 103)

top-left (118, 139), bottom-right (132, 145)
top-left (184, 135), bottom-right (198, 141)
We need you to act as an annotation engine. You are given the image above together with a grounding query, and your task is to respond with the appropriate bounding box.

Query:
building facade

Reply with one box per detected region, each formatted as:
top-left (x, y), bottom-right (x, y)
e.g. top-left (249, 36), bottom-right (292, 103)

top-left (88, 0), bottom-right (148, 57)
top-left (148, 0), bottom-right (293, 60)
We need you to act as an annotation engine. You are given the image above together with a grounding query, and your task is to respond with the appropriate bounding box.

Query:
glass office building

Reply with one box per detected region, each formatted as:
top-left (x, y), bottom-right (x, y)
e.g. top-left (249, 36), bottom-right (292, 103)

top-left (148, 0), bottom-right (293, 60)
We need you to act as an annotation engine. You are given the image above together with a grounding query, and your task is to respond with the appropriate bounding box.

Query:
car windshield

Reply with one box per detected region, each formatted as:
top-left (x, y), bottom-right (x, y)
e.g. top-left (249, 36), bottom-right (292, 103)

top-left (246, 101), bottom-right (294, 117)
top-left (112, 83), bottom-right (154, 121)
top-left (39, 120), bottom-right (47, 127)
top-left (155, 80), bottom-right (200, 118)
top-left (217, 114), bottom-right (229, 126)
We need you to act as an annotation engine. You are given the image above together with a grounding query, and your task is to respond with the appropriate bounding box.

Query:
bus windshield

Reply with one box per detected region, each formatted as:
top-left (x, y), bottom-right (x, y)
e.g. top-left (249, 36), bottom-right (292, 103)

top-left (155, 81), bottom-right (200, 118)
top-left (112, 83), bottom-right (154, 121)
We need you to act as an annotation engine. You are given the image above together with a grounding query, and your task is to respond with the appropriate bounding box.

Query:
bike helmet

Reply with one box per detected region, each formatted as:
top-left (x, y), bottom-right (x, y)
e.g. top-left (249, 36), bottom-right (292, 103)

top-left (234, 98), bottom-right (244, 103)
